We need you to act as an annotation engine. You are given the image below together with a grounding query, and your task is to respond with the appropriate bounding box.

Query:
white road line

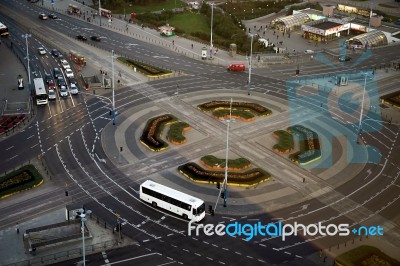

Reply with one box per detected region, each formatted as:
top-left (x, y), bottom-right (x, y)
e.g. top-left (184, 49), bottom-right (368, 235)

top-left (194, 253), bottom-right (201, 256)
top-left (100, 252), bottom-right (160, 265)
top-left (156, 262), bottom-right (175, 266)
top-left (284, 251), bottom-right (291, 255)
top-left (6, 146), bottom-right (14, 151)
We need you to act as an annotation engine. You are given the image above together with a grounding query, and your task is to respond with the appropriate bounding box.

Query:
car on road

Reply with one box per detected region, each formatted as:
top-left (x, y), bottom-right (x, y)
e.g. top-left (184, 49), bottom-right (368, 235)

top-left (68, 77), bottom-right (77, 85)
top-left (38, 47), bottom-right (46, 55)
top-left (70, 84), bottom-right (79, 95)
top-left (51, 49), bottom-right (61, 57)
top-left (39, 13), bottom-right (48, 20)
top-left (90, 35), bottom-right (101, 41)
top-left (44, 73), bottom-right (52, 83)
top-left (59, 86), bottom-right (68, 97)
top-left (57, 76), bottom-right (66, 87)
top-left (339, 55), bottom-right (351, 62)
top-left (60, 59), bottom-right (70, 70)
top-left (395, 19), bottom-right (400, 25)
top-left (65, 69), bottom-right (74, 78)
top-left (304, 49), bottom-right (315, 54)
top-left (53, 67), bottom-right (62, 78)
top-left (48, 13), bottom-right (57, 19)
top-left (77, 35), bottom-right (88, 41)
top-left (48, 89), bottom-right (56, 100)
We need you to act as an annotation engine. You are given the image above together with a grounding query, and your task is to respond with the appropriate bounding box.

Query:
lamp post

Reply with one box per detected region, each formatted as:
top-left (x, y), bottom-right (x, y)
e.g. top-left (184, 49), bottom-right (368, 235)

top-left (247, 34), bottom-right (253, 95)
top-left (210, 3), bottom-right (214, 57)
top-left (99, 0), bottom-right (102, 27)
top-left (76, 208), bottom-right (92, 266)
top-left (22, 34), bottom-right (32, 90)
top-left (357, 73), bottom-right (368, 141)
top-left (111, 50), bottom-right (116, 125)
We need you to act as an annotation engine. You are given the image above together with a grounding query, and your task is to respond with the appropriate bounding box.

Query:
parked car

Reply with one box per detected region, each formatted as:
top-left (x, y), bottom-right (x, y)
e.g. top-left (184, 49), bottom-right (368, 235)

top-left (51, 49), bottom-right (60, 57)
top-left (60, 59), bottom-right (70, 70)
top-left (339, 55), bottom-right (351, 62)
top-left (77, 35), bottom-right (88, 41)
top-left (70, 84), bottom-right (79, 95)
top-left (304, 50), bottom-right (315, 54)
top-left (53, 67), bottom-right (62, 78)
top-left (65, 69), bottom-right (74, 78)
top-left (48, 13), bottom-right (57, 19)
top-left (59, 86), bottom-right (68, 97)
top-left (48, 89), bottom-right (56, 100)
top-left (38, 47), bottom-right (46, 55)
top-left (39, 13), bottom-right (48, 20)
top-left (90, 35), bottom-right (101, 41)
top-left (395, 19), bottom-right (400, 25)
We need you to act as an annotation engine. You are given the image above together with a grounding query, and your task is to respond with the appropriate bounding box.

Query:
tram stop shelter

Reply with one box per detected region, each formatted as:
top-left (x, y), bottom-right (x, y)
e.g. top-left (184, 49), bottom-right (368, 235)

top-left (301, 17), bottom-right (350, 42)
top-left (346, 30), bottom-right (388, 49)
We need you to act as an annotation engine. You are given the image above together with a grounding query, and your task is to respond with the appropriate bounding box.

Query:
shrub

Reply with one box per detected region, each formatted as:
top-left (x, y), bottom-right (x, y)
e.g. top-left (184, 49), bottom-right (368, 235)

top-left (140, 114), bottom-right (177, 151)
top-left (0, 165), bottom-right (44, 199)
top-left (167, 122), bottom-right (190, 144)
top-left (179, 162), bottom-right (270, 186)
top-left (200, 155), bottom-right (252, 170)
top-left (198, 101), bottom-right (272, 117)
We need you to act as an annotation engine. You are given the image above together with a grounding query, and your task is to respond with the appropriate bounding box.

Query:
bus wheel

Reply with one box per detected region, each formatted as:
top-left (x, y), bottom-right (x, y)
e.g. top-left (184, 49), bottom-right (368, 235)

top-left (152, 202), bottom-right (157, 207)
top-left (182, 214), bottom-right (188, 220)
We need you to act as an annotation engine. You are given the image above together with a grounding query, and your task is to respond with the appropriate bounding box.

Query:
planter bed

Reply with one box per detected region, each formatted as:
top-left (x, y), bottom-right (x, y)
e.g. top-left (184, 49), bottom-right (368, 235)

top-left (288, 125), bottom-right (321, 165)
top-left (140, 114), bottom-right (177, 151)
top-left (273, 130), bottom-right (294, 154)
top-left (178, 162), bottom-right (271, 187)
top-left (198, 101), bottom-right (272, 117)
top-left (0, 165), bottom-right (44, 199)
top-left (166, 122), bottom-right (190, 144)
top-left (200, 155), bottom-right (252, 171)
top-left (117, 57), bottom-right (172, 77)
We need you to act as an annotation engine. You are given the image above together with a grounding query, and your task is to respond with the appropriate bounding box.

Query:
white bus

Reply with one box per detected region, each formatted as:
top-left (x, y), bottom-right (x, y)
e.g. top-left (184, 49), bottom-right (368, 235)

top-left (140, 180), bottom-right (205, 222)
top-left (33, 78), bottom-right (48, 105)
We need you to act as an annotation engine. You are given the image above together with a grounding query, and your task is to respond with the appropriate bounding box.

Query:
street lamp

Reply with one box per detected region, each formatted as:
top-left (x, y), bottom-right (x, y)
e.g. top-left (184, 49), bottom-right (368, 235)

top-left (214, 99), bottom-right (233, 210)
top-left (22, 34), bottom-right (32, 90)
top-left (357, 72), bottom-right (369, 141)
top-left (111, 50), bottom-right (116, 125)
top-left (247, 34), bottom-right (254, 95)
top-left (99, 0), bottom-right (102, 27)
top-left (76, 208), bottom-right (92, 266)
top-left (210, 2), bottom-right (214, 57)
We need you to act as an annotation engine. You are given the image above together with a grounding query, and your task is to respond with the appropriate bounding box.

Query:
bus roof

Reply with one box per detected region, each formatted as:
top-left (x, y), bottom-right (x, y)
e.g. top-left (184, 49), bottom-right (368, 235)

top-left (0, 22), bottom-right (7, 30)
top-left (141, 180), bottom-right (204, 207)
top-left (33, 78), bottom-right (47, 95)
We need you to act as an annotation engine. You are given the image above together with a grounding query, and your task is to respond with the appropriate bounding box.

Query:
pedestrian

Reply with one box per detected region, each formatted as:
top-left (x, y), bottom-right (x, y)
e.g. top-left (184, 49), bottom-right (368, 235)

top-left (117, 79), bottom-right (120, 86)
top-left (288, 33), bottom-right (290, 38)
top-left (273, 30), bottom-right (275, 35)
top-left (172, 40), bottom-right (174, 46)
top-left (191, 43), bottom-right (193, 49)
top-left (16, 223), bottom-right (19, 234)
top-left (283, 32), bottom-right (285, 37)
top-left (118, 71), bottom-right (121, 78)
top-left (126, 25), bottom-right (128, 32)
top-left (141, 24), bottom-right (144, 29)
top-left (277, 35), bottom-right (278, 39)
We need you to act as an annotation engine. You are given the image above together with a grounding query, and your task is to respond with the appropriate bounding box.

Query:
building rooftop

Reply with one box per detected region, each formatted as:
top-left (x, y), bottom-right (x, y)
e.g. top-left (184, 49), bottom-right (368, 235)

top-left (312, 21), bottom-right (343, 30)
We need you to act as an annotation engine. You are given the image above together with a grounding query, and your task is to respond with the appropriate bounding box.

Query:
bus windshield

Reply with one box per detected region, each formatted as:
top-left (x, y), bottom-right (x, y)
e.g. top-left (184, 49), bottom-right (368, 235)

top-left (0, 22), bottom-right (9, 37)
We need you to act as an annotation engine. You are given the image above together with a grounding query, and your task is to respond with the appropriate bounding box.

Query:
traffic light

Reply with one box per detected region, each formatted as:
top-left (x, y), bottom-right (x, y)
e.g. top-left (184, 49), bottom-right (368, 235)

top-left (295, 69), bottom-right (300, 76)
top-left (216, 182), bottom-right (220, 189)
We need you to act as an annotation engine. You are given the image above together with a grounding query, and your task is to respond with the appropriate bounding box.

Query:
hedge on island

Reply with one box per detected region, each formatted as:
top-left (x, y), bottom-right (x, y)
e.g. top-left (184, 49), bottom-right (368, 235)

top-left (200, 155), bottom-right (252, 171)
top-left (167, 122), bottom-right (190, 145)
top-left (178, 162), bottom-right (271, 187)
top-left (273, 130), bottom-right (294, 154)
top-left (287, 125), bottom-right (321, 165)
top-left (0, 165), bottom-right (44, 199)
top-left (117, 57), bottom-right (172, 77)
top-left (212, 109), bottom-right (255, 121)
top-left (198, 100), bottom-right (272, 117)
top-left (140, 114), bottom-right (177, 151)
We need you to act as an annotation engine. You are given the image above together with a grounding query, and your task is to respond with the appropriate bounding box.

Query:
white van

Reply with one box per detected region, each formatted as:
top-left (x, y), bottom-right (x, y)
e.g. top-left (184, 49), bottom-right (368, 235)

top-left (70, 84), bottom-right (79, 95)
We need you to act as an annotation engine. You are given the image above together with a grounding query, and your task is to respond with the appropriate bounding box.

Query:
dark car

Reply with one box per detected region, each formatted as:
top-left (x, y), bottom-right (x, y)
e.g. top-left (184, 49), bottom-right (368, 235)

top-left (44, 73), bottom-right (53, 84)
top-left (77, 35), bottom-right (88, 41)
top-left (68, 77), bottom-right (78, 85)
top-left (90, 36), bottom-right (101, 42)
top-left (51, 49), bottom-right (60, 57)
top-left (48, 14), bottom-right (58, 19)
top-left (57, 76), bottom-right (66, 87)
top-left (53, 67), bottom-right (62, 78)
